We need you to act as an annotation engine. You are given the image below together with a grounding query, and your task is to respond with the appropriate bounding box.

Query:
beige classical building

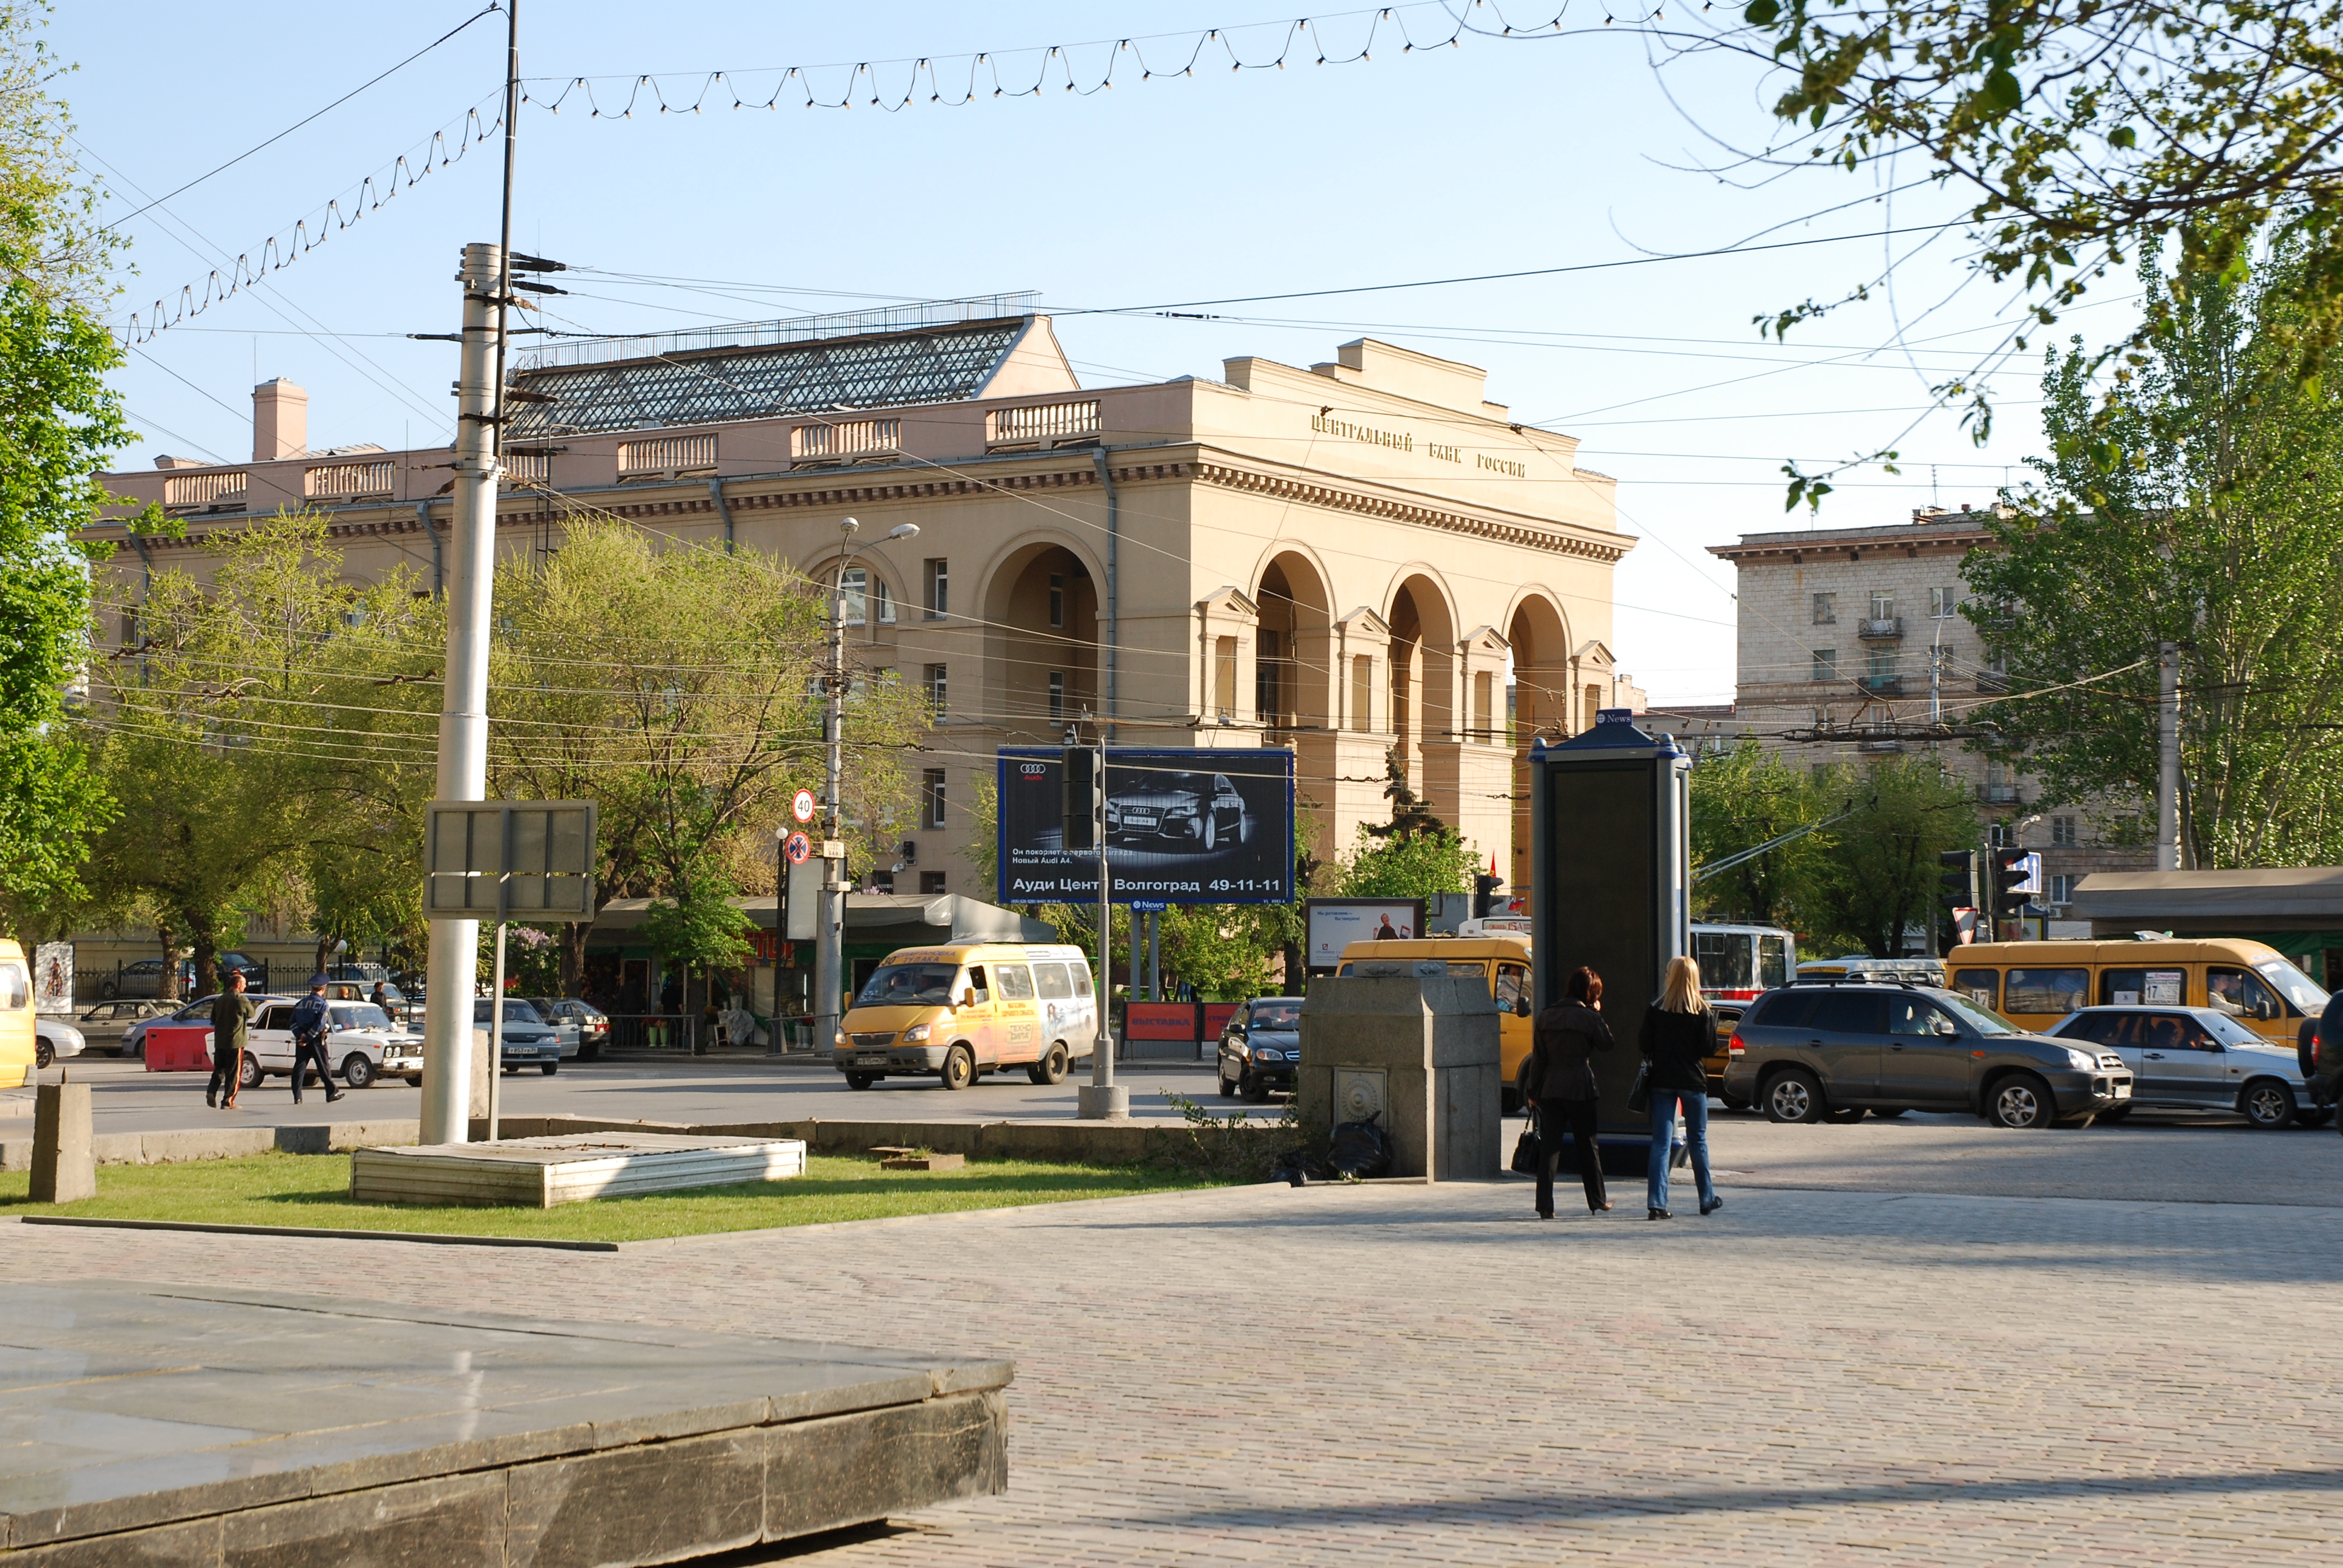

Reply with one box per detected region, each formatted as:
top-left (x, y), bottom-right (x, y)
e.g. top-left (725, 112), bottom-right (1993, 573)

top-left (96, 297), bottom-right (1636, 900)
top-left (1707, 507), bottom-right (2149, 924)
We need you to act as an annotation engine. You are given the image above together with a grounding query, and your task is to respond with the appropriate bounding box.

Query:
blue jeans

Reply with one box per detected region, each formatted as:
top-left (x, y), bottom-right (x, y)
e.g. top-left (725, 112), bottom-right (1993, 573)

top-left (1647, 1088), bottom-right (1717, 1212)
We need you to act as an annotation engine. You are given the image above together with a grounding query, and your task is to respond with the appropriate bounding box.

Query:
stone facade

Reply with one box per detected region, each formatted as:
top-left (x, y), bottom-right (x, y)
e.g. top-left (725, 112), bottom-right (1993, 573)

top-left (94, 313), bottom-right (1635, 904)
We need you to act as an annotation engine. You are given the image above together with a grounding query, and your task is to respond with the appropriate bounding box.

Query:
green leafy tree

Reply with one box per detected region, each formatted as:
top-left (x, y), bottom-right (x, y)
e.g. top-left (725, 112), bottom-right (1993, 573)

top-left (1964, 238), bottom-right (2343, 866)
top-left (1689, 740), bottom-right (1833, 927)
top-left (1799, 759), bottom-right (1980, 958)
top-left (1724, 0), bottom-right (2343, 504)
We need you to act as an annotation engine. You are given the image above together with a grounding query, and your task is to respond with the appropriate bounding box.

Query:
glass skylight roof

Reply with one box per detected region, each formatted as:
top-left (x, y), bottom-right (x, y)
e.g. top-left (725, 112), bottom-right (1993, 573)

top-left (505, 318), bottom-right (1026, 440)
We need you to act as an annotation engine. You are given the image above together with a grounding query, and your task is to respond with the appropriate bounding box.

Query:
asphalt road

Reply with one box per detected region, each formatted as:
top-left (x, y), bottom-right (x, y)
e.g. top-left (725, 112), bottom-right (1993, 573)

top-left (14, 1052), bottom-right (2342, 1207)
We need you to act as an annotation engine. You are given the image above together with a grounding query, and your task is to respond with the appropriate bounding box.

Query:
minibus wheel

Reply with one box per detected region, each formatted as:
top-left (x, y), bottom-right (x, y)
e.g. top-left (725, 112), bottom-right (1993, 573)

top-left (940, 1046), bottom-right (975, 1091)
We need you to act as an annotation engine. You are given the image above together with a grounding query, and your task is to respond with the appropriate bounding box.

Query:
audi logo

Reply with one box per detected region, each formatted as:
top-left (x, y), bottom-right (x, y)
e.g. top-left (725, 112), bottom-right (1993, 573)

top-left (1020, 763), bottom-right (1048, 776)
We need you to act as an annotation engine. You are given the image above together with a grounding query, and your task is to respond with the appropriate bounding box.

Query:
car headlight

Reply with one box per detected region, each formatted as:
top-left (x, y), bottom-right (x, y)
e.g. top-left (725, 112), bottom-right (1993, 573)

top-left (1166, 804), bottom-right (1196, 817)
top-left (901, 1024), bottom-right (929, 1042)
top-left (2065, 1048), bottom-right (2096, 1071)
top-left (834, 1032), bottom-right (850, 1048)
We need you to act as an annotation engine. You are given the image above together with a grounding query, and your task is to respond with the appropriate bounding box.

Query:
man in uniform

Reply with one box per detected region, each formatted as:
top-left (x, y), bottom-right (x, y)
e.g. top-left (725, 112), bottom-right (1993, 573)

top-left (206, 970), bottom-right (254, 1109)
top-left (287, 976), bottom-right (344, 1105)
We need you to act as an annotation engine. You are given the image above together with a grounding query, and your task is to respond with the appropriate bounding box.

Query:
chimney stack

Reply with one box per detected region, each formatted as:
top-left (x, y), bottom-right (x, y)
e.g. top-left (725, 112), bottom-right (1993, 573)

top-left (252, 377), bottom-right (309, 462)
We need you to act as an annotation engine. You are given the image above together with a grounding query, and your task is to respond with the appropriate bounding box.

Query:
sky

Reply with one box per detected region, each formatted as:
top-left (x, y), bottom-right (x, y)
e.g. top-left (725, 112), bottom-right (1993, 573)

top-left (57, 1), bottom-right (2140, 705)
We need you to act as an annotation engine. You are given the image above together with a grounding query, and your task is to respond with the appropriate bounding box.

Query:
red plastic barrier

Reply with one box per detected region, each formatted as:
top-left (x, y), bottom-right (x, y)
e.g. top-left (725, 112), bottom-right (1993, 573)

top-left (1124, 1002), bottom-right (1200, 1042)
top-left (143, 1025), bottom-right (214, 1073)
top-left (1202, 1002), bottom-right (1240, 1043)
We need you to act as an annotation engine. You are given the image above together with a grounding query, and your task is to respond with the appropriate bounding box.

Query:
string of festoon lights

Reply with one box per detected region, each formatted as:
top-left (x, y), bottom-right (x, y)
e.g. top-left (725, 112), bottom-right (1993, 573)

top-left (114, 0), bottom-right (1673, 347)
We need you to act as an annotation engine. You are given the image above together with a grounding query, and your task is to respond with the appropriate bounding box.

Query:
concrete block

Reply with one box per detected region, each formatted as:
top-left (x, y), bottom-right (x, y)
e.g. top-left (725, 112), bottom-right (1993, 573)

top-left (505, 1428), bottom-right (766, 1568)
top-left (1297, 973), bottom-right (1502, 1181)
top-left (762, 1388), bottom-right (1009, 1543)
top-left (30, 1082), bottom-right (94, 1203)
top-left (131, 1128), bottom-right (275, 1166)
top-left (274, 1121), bottom-right (420, 1154)
top-left (218, 1469), bottom-right (505, 1568)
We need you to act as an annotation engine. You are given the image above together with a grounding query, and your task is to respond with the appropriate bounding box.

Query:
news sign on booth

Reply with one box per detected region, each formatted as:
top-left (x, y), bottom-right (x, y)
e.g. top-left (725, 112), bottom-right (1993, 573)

top-left (424, 800), bottom-right (597, 921)
top-left (995, 748), bottom-right (1295, 904)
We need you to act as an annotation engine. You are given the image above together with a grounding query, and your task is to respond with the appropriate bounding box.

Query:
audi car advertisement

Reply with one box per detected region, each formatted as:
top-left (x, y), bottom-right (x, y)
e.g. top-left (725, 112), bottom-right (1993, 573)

top-left (996, 748), bottom-right (1296, 904)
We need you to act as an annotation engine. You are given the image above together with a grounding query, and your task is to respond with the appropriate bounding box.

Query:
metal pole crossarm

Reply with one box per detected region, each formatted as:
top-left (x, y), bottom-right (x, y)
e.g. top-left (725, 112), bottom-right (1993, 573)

top-left (1691, 795), bottom-right (1872, 884)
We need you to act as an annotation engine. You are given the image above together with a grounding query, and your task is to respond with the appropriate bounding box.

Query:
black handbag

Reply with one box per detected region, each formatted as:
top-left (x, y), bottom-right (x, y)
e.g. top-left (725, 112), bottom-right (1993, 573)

top-left (1625, 1061), bottom-right (1651, 1115)
top-left (1510, 1106), bottom-right (1542, 1174)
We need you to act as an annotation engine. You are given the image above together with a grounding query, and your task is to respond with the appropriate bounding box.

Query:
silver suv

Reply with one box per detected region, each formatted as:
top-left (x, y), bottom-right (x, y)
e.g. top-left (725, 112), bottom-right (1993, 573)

top-left (1722, 981), bottom-right (2134, 1129)
top-left (2048, 1005), bottom-right (2327, 1130)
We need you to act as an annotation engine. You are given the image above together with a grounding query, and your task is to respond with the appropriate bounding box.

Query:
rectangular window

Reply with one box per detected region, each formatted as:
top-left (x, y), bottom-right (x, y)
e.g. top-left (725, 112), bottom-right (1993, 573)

top-left (1032, 962), bottom-right (1073, 1000)
top-left (1256, 630), bottom-right (1282, 724)
top-left (2050, 814), bottom-right (2077, 846)
top-left (2005, 967), bottom-right (2089, 1014)
top-left (2048, 873), bottom-right (2077, 905)
top-left (1048, 572), bottom-right (1065, 629)
top-left (925, 558), bottom-right (948, 619)
top-left (919, 870), bottom-right (948, 894)
top-left (1473, 671), bottom-right (1494, 742)
top-left (1214, 636), bottom-right (1237, 720)
top-left (1869, 591), bottom-right (1895, 621)
top-left (2100, 967), bottom-right (2186, 1005)
top-left (922, 768), bottom-right (946, 830)
top-left (839, 566), bottom-right (867, 627)
top-left (993, 964), bottom-right (1035, 1001)
top-left (1812, 592), bottom-right (1837, 625)
top-left (1931, 586), bottom-right (1960, 618)
top-left (873, 577), bottom-right (894, 625)
top-left (1866, 648), bottom-right (1899, 679)
top-left (1352, 655), bottom-right (1373, 732)
top-left (1049, 671), bottom-right (1066, 719)
top-left (925, 663), bottom-right (947, 720)
top-left (1811, 648), bottom-right (1838, 682)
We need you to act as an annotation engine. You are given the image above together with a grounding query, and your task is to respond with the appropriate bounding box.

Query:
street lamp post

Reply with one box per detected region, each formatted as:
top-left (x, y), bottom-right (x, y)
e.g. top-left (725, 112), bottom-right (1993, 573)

top-left (816, 517), bottom-right (919, 1058)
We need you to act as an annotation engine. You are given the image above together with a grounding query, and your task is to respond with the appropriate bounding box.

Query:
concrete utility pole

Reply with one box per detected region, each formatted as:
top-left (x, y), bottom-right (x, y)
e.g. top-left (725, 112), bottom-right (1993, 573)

top-left (816, 518), bottom-right (919, 1053)
top-left (2157, 641), bottom-right (2181, 871)
top-left (419, 243), bottom-right (505, 1145)
top-left (1077, 742), bottom-right (1126, 1120)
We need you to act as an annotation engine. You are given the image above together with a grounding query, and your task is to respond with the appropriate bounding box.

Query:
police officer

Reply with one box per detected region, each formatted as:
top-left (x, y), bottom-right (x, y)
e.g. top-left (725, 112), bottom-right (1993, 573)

top-left (206, 970), bottom-right (253, 1110)
top-left (287, 976), bottom-right (344, 1104)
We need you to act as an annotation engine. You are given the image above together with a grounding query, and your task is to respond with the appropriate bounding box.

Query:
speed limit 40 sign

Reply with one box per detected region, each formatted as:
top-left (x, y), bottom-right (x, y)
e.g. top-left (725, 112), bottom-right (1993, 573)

top-left (791, 789), bottom-right (816, 824)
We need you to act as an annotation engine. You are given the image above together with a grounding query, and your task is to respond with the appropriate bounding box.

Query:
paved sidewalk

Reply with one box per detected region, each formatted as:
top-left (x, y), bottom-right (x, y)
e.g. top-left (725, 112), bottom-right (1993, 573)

top-left (8, 1175), bottom-right (2339, 1564)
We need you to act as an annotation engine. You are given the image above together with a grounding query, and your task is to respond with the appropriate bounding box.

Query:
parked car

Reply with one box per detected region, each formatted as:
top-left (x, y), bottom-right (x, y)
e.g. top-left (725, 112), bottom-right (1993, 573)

top-left (1105, 770), bottom-right (1249, 852)
top-left (33, 1017), bottom-right (85, 1070)
top-left (76, 999), bottom-right (174, 1055)
top-left (473, 998), bottom-right (563, 1075)
top-left (122, 995), bottom-right (224, 1059)
top-left (1722, 981), bottom-right (2134, 1129)
top-left (1705, 1002), bottom-right (1748, 1108)
top-left (238, 998), bottom-right (415, 1091)
top-left (532, 998), bottom-right (609, 1059)
top-left (98, 953), bottom-right (264, 1001)
top-left (2046, 1005), bottom-right (2328, 1129)
top-left (1217, 995), bottom-right (1302, 1101)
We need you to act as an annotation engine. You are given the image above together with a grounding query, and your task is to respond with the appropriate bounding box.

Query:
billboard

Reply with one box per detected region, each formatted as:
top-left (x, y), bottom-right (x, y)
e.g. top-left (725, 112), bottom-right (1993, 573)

top-left (997, 748), bottom-right (1294, 904)
top-left (1305, 898), bottom-right (1427, 970)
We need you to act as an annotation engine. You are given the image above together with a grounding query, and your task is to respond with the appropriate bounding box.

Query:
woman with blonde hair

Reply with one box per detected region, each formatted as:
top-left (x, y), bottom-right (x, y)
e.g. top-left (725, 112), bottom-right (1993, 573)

top-left (1638, 955), bottom-right (1722, 1220)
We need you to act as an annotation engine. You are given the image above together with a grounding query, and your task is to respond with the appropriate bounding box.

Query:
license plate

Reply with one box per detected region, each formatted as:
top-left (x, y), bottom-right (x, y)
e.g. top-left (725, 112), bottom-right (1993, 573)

top-left (2114, 1083), bottom-right (2132, 1097)
top-left (1126, 814), bottom-right (1156, 828)
top-left (856, 1053), bottom-right (887, 1065)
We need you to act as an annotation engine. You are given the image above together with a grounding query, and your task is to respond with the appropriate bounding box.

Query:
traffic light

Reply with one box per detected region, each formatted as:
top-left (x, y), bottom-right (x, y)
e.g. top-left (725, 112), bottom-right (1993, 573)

top-left (1473, 871), bottom-right (1504, 918)
top-left (1938, 849), bottom-right (1977, 912)
top-left (1062, 745), bottom-right (1103, 852)
top-left (1988, 846), bottom-right (2036, 924)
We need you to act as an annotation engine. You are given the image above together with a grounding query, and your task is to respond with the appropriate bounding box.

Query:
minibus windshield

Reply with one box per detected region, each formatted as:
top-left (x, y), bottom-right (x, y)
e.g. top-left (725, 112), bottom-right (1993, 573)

top-left (2253, 956), bottom-right (2330, 1014)
top-left (857, 963), bottom-right (959, 1007)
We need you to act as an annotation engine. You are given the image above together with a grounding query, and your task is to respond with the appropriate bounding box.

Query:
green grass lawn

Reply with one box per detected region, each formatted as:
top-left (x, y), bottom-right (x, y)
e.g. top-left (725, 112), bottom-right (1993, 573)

top-left (0, 1151), bottom-right (1225, 1243)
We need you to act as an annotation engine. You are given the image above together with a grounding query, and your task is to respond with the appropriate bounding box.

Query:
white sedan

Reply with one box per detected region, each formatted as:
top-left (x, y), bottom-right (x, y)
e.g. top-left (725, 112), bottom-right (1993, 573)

top-left (237, 999), bottom-right (421, 1092)
top-left (34, 1018), bottom-right (86, 1070)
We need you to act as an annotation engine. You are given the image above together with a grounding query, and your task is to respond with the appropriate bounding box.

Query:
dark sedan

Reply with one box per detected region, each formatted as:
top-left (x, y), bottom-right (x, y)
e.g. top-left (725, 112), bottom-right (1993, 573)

top-left (1217, 996), bottom-right (1301, 1102)
top-left (1107, 771), bottom-right (1248, 853)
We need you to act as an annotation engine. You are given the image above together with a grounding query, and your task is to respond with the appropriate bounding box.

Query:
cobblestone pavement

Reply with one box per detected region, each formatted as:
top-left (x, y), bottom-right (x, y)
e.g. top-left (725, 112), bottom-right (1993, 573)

top-left (9, 1166), bottom-right (2341, 1565)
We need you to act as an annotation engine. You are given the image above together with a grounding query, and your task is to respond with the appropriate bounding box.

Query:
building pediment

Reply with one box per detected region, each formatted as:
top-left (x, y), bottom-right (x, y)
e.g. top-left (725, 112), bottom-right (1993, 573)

top-left (1198, 586), bottom-right (1260, 621)
top-left (1573, 639), bottom-right (1616, 668)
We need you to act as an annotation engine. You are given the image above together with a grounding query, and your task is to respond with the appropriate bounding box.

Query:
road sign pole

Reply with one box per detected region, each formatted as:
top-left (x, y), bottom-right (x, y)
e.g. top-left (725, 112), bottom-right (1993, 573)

top-left (1076, 745), bottom-right (1127, 1120)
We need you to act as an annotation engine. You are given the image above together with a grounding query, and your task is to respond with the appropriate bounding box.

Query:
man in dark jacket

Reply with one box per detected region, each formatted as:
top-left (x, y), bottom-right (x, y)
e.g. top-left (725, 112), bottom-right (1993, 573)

top-left (287, 977), bottom-right (343, 1104)
top-left (1529, 966), bottom-right (1614, 1217)
top-left (2314, 991), bottom-right (2343, 1128)
top-left (206, 972), bottom-right (253, 1109)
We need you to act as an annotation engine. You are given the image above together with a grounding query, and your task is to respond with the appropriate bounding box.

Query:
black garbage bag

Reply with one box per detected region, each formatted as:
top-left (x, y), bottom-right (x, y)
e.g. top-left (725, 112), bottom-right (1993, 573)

top-left (1326, 1111), bottom-right (1394, 1180)
top-left (1270, 1146), bottom-right (1324, 1186)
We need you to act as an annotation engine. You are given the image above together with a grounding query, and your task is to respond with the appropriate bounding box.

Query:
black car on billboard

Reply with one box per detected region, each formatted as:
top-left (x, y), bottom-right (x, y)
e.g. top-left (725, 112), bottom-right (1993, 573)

top-left (1106, 771), bottom-right (1250, 853)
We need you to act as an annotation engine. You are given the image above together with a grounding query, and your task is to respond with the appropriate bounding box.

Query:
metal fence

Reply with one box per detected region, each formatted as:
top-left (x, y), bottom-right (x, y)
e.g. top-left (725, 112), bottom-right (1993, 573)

top-left (599, 1013), bottom-right (824, 1054)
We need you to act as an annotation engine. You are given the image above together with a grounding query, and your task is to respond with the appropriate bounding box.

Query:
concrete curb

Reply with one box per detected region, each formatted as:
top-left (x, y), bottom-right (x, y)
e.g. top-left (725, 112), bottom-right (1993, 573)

top-left (1, 1120), bottom-right (424, 1171)
top-left (13, 1214), bottom-right (619, 1250)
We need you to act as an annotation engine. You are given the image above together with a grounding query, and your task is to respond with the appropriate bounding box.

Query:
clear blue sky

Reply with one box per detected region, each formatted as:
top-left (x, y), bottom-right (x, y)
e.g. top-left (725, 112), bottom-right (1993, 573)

top-left (60, 1), bottom-right (2129, 703)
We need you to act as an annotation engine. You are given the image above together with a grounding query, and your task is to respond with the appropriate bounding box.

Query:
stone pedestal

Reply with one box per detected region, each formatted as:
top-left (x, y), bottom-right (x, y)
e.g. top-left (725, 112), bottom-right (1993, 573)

top-left (469, 1025), bottom-right (492, 1119)
top-left (1076, 1083), bottom-right (1130, 1120)
top-left (1297, 967), bottom-right (1502, 1181)
top-left (29, 1079), bottom-right (94, 1203)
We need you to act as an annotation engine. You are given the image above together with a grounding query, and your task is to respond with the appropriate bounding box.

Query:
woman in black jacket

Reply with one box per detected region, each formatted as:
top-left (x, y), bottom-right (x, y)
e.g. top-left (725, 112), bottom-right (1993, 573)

top-left (1639, 954), bottom-right (1722, 1220)
top-left (1530, 965), bottom-right (1614, 1217)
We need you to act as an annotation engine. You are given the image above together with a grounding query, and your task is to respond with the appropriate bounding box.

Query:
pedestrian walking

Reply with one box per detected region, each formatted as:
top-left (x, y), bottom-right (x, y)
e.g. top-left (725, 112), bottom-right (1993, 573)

top-left (206, 971), bottom-right (254, 1109)
top-left (1640, 955), bottom-right (1722, 1220)
top-left (2315, 989), bottom-right (2343, 1131)
top-left (287, 976), bottom-right (344, 1105)
top-left (1529, 965), bottom-right (1614, 1218)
